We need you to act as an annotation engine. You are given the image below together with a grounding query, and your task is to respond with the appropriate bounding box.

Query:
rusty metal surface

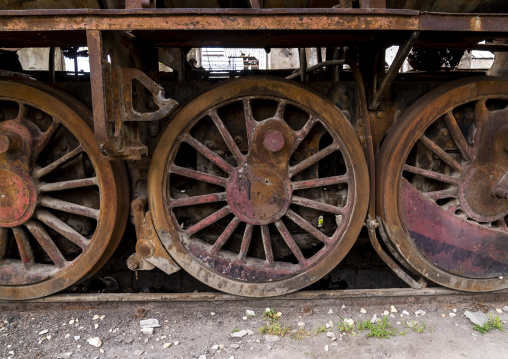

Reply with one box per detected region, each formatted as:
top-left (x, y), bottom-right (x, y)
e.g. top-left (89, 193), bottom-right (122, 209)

top-left (148, 77), bottom-right (369, 297)
top-left (377, 77), bottom-right (508, 292)
top-left (0, 78), bottom-right (129, 300)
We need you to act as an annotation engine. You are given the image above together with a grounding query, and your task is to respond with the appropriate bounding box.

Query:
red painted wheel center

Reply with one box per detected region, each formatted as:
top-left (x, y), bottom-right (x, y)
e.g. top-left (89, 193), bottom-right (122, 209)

top-left (227, 166), bottom-right (291, 225)
top-left (0, 170), bottom-right (32, 224)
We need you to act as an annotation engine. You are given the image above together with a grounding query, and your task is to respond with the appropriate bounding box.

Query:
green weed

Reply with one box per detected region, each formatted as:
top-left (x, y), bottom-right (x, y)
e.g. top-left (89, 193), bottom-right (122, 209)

top-left (473, 315), bottom-right (504, 334)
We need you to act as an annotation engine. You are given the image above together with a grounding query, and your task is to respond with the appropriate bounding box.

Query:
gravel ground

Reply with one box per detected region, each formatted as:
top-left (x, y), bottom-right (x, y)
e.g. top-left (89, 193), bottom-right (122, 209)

top-left (0, 290), bottom-right (507, 359)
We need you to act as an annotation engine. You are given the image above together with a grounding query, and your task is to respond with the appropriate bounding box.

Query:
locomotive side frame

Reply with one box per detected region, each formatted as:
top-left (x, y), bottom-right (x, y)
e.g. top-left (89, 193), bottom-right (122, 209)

top-left (0, 2), bottom-right (508, 299)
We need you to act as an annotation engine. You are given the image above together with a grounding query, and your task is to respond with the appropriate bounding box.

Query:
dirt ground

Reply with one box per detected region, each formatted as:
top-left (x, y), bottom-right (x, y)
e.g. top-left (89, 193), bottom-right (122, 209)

top-left (0, 289), bottom-right (507, 359)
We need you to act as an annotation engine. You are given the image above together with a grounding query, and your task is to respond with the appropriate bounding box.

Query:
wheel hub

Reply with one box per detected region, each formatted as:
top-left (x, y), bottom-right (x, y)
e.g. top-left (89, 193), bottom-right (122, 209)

top-left (227, 166), bottom-right (290, 225)
top-left (0, 121), bottom-right (37, 228)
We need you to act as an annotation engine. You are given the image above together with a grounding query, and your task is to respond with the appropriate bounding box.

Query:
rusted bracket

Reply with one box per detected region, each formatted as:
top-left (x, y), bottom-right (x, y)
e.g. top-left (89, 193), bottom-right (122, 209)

top-left (87, 30), bottom-right (178, 160)
top-left (370, 31), bottom-right (419, 110)
top-left (128, 198), bottom-right (181, 275)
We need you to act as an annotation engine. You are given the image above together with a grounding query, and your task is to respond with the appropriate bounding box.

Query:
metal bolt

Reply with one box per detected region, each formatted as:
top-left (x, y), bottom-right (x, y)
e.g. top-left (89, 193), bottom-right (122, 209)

top-left (127, 255), bottom-right (142, 271)
top-left (234, 136), bottom-right (242, 145)
top-left (148, 101), bottom-right (157, 110)
top-left (441, 129), bottom-right (449, 137)
top-left (376, 112), bottom-right (383, 119)
top-left (148, 126), bottom-right (158, 137)
top-left (0, 132), bottom-right (22, 154)
top-left (137, 242), bottom-right (154, 257)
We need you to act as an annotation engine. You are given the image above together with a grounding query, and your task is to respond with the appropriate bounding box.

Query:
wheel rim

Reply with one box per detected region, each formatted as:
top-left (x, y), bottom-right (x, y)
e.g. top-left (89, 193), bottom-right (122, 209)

top-left (149, 77), bottom-right (369, 297)
top-left (0, 79), bottom-right (128, 299)
top-left (378, 77), bottom-right (508, 291)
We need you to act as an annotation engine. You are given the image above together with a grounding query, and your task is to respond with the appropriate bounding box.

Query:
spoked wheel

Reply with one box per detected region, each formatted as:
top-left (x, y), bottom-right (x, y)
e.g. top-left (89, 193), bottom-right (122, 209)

top-left (149, 77), bottom-right (369, 297)
top-left (377, 77), bottom-right (508, 292)
top-left (0, 79), bottom-right (129, 300)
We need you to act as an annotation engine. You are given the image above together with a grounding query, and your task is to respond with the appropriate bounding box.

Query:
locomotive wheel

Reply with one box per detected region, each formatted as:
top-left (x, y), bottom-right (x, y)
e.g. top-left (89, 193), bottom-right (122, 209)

top-left (377, 77), bottom-right (508, 292)
top-left (0, 79), bottom-right (129, 300)
top-left (149, 77), bottom-right (369, 297)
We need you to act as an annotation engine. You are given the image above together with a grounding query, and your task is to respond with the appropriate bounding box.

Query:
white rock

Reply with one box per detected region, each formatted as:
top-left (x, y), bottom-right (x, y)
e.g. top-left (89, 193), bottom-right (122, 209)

top-left (503, 306), bottom-right (508, 312)
top-left (242, 316), bottom-right (248, 321)
top-left (64, 334), bottom-right (70, 339)
top-left (229, 357), bottom-right (235, 359)
top-left (449, 313), bottom-right (456, 318)
top-left (390, 306), bottom-right (398, 313)
top-left (220, 344), bottom-right (225, 350)
top-left (297, 322), bottom-right (305, 327)
top-left (76, 345), bottom-right (81, 349)
top-left (441, 314), bottom-right (446, 318)
top-left (174, 341), bottom-right (180, 345)
top-left (69, 320), bottom-right (75, 325)
top-left (74, 336), bottom-right (80, 341)
top-left (94, 324), bottom-right (99, 329)
top-left (163, 342), bottom-right (172, 348)
top-left (326, 332), bottom-right (336, 341)
top-left (360, 308), bottom-right (367, 314)
top-left (210, 312), bottom-right (216, 316)
top-left (328, 309), bottom-right (333, 314)
top-left (92, 315), bottom-right (100, 320)
top-left (141, 327), bottom-right (154, 335)
top-left (55, 352), bottom-right (72, 359)
top-left (87, 337), bottom-right (102, 348)
top-left (464, 311), bottom-right (489, 326)
top-left (496, 308), bottom-right (503, 314)
top-left (230, 344), bottom-right (240, 349)
top-left (38, 330), bottom-right (49, 336)
top-left (264, 334), bottom-right (280, 342)
top-left (212, 345), bottom-right (219, 350)
top-left (370, 314), bottom-right (377, 324)
top-left (246, 329), bottom-right (254, 336)
top-left (199, 356), bottom-right (206, 359)
top-left (415, 310), bottom-right (426, 316)
top-left (402, 310), bottom-right (409, 316)
top-left (133, 350), bottom-right (144, 356)
top-left (453, 309), bottom-right (457, 313)
top-left (325, 345), bottom-right (329, 352)
top-left (344, 318), bottom-right (354, 327)
top-left (231, 330), bottom-right (248, 338)
top-left (246, 310), bottom-right (255, 316)
top-left (265, 308), bottom-right (271, 313)
top-left (341, 305), bottom-right (345, 309)
top-left (383, 311), bottom-right (389, 316)
top-left (390, 314), bottom-right (395, 318)
top-left (100, 349), bottom-right (105, 354)
top-left (100, 315), bottom-right (105, 320)
top-left (140, 319), bottom-right (160, 328)
top-left (325, 323), bottom-right (332, 328)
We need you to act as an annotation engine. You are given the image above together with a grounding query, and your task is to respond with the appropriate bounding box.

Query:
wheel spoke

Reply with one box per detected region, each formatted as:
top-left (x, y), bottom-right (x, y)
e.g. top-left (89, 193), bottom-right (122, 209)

top-left (423, 187), bottom-right (458, 201)
top-left (25, 220), bottom-right (67, 268)
top-left (40, 197), bottom-right (99, 220)
top-left (275, 101), bottom-right (286, 120)
top-left (14, 103), bottom-right (28, 122)
top-left (12, 227), bottom-right (34, 268)
top-left (170, 193), bottom-right (227, 208)
top-left (260, 225), bottom-right (274, 265)
top-left (209, 110), bottom-right (244, 165)
top-left (403, 164), bottom-right (459, 185)
top-left (292, 195), bottom-right (345, 215)
top-left (291, 174), bottom-right (349, 191)
top-left (243, 98), bottom-right (257, 147)
top-left (35, 210), bottom-right (90, 250)
top-left (444, 111), bottom-right (472, 161)
top-left (289, 143), bottom-right (337, 178)
top-left (35, 145), bottom-right (84, 179)
top-left (274, 219), bottom-right (307, 265)
top-left (419, 135), bottom-right (463, 172)
top-left (185, 206), bottom-right (231, 236)
top-left (472, 99), bottom-right (489, 150)
top-left (185, 135), bottom-right (234, 174)
top-left (0, 228), bottom-right (7, 259)
top-left (38, 177), bottom-right (98, 192)
top-left (238, 223), bottom-right (254, 260)
top-left (285, 209), bottom-right (330, 244)
top-left (211, 217), bottom-right (241, 253)
top-left (35, 120), bottom-right (61, 157)
top-left (292, 115), bottom-right (318, 154)
top-left (169, 165), bottom-right (227, 187)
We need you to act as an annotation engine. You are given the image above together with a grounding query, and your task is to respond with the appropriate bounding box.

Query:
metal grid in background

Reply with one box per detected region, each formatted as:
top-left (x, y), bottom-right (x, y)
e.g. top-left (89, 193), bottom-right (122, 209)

top-left (201, 48), bottom-right (268, 71)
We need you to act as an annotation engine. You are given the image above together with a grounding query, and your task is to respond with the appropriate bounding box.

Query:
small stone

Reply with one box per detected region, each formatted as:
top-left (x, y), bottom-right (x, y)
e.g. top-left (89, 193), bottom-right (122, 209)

top-left (69, 320), bottom-right (75, 325)
top-left (502, 306), bottom-right (508, 312)
top-left (220, 344), bottom-right (225, 350)
top-left (383, 311), bottom-right (389, 316)
top-left (264, 334), bottom-right (280, 342)
top-left (390, 306), bottom-right (398, 313)
top-left (94, 323), bottom-right (99, 329)
top-left (453, 309), bottom-right (457, 313)
top-left (297, 322), bottom-right (305, 327)
top-left (449, 313), bottom-right (456, 318)
top-left (325, 323), bottom-right (332, 328)
top-left (465, 311), bottom-right (489, 326)
top-left (65, 334), bottom-right (70, 339)
top-left (344, 318), bottom-right (354, 327)
top-left (87, 337), bottom-right (102, 348)
top-left (496, 308), bottom-right (503, 314)
top-left (370, 314), bottom-right (377, 324)
top-left (246, 310), bottom-right (255, 316)
top-left (38, 330), bottom-right (49, 336)
top-left (199, 356), bottom-right (206, 359)
top-left (360, 308), bottom-right (367, 314)
top-left (93, 315), bottom-right (100, 320)
top-left (231, 330), bottom-right (248, 338)
top-left (341, 305), bottom-right (345, 309)
top-left (242, 316), bottom-right (248, 321)
top-left (230, 344), bottom-right (240, 349)
top-left (229, 357), bottom-right (235, 359)
top-left (141, 327), bottom-right (154, 335)
top-left (100, 315), bottom-right (105, 320)
top-left (163, 342), bottom-right (172, 349)
top-left (276, 312), bottom-right (282, 317)
top-left (325, 345), bottom-right (329, 352)
top-left (212, 345), bottom-right (219, 350)
top-left (133, 350), bottom-right (144, 356)
top-left (328, 309), bottom-right (333, 314)
top-left (441, 314), bottom-right (446, 318)
top-left (174, 341), bottom-right (180, 345)
top-left (76, 345), bottom-right (81, 349)
top-left (99, 349), bottom-right (104, 354)
top-left (210, 312), bottom-right (216, 316)
top-left (390, 314), bottom-right (395, 318)
top-left (415, 310), bottom-right (426, 316)
top-left (246, 329), bottom-right (254, 336)
top-left (74, 335), bottom-right (80, 341)
top-left (140, 319), bottom-right (160, 328)
top-left (402, 310), bottom-right (410, 316)
top-left (256, 339), bottom-right (261, 343)
top-left (55, 352), bottom-right (73, 359)
top-left (396, 322), bottom-right (401, 325)
top-left (326, 332), bottom-right (336, 341)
